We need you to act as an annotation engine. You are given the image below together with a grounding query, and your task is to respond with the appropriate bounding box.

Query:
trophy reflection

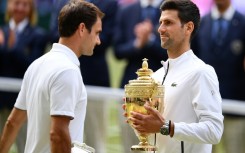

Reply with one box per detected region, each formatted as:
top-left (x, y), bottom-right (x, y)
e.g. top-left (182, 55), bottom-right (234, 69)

top-left (124, 58), bottom-right (164, 151)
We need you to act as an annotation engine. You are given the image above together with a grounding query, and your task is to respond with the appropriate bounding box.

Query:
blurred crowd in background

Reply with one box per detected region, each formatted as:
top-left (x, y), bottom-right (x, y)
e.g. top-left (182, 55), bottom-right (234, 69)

top-left (0, 0), bottom-right (245, 153)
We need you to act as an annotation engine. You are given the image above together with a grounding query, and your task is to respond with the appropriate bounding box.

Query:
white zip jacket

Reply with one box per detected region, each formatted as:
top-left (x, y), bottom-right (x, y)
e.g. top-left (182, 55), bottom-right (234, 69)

top-left (152, 50), bottom-right (224, 153)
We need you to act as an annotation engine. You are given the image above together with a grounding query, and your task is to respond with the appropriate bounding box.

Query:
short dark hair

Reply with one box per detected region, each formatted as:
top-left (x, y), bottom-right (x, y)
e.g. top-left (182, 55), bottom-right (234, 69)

top-left (58, 0), bottom-right (104, 37)
top-left (160, 0), bottom-right (200, 40)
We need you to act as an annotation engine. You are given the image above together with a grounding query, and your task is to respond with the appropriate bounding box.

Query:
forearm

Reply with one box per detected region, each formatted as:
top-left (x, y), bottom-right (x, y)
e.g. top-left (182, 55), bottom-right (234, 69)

top-left (50, 116), bottom-right (72, 153)
top-left (173, 118), bottom-right (223, 144)
top-left (0, 119), bottom-right (23, 153)
top-left (0, 108), bottom-right (26, 153)
top-left (50, 129), bottom-right (71, 153)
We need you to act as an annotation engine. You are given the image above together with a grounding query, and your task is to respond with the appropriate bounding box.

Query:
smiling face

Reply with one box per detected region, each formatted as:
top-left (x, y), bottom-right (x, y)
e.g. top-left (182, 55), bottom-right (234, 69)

top-left (80, 17), bottom-right (102, 56)
top-left (158, 10), bottom-right (185, 50)
top-left (8, 0), bottom-right (33, 24)
top-left (158, 10), bottom-right (193, 57)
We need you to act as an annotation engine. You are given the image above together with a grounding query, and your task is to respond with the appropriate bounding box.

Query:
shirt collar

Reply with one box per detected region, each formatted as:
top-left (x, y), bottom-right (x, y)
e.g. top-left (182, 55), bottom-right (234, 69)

top-left (51, 43), bottom-right (80, 67)
top-left (140, 0), bottom-right (162, 8)
top-left (211, 4), bottom-right (235, 21)
top-left (161, 49), bottom-right (193, 65)
top-left (9, 18), bottom-right (29, 33)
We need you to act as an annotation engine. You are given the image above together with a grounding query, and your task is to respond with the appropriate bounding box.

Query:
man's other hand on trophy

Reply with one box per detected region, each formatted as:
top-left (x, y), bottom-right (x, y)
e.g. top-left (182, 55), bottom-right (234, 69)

top-left (122, 101), bottom-right (174, 137)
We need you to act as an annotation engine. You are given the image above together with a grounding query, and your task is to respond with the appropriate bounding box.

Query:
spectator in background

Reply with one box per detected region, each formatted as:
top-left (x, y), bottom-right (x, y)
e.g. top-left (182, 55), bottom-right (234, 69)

top-left (118, 0), bottom-right (137, 6)
top-left (0, 0), bottom-right (47, 152)
top-left (192, 0), bottom-right (245, 17)
top-left (0, 0), bottom-right (7, 25)
top-left (113, 0), bottom-right (167, 89)
top-left (192, 0), bottom-right (245, 153)
top-left (34, 0), bottom-right (53, 31)
top-left (48, 0), bottom-right (68, 43)
top-left (79, 0), bottom-right (118, 153)
top-left (113, 0), bottom-right (168, 152)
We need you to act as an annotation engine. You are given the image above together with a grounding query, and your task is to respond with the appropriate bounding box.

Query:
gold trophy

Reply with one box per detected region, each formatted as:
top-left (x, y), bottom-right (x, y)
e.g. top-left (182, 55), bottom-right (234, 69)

top-left (124, 58), bottom-right (164, 151)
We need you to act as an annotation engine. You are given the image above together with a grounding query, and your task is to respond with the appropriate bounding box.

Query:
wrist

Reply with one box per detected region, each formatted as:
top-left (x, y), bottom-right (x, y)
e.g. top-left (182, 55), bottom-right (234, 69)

top-left (160, 120), bottom-right (170, 135)
top-left (160, 120), bottom-right (174, 137)
top-left (169, 121), bottom-right (174, 137)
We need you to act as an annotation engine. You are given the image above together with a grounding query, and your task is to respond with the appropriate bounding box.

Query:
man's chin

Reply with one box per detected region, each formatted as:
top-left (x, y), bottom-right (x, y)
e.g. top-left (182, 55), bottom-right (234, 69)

top-left (161, 43), bottom-right (168, 50)
top-left (84, 51), bottom-right (94, 56)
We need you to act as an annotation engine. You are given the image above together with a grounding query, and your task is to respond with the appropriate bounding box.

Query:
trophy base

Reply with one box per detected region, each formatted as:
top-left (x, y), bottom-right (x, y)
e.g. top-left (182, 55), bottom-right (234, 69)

top-left (131, 144), bottom-right (157, 151)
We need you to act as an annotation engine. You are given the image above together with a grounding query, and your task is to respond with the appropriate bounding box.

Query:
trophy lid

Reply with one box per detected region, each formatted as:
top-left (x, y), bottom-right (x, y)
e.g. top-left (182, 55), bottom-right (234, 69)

top-left (125, 58), bottom-right (163, 98)
top-left (136, 58), bottom-right (153, 78)
top-left (127, 58), bottom-right (155, 85)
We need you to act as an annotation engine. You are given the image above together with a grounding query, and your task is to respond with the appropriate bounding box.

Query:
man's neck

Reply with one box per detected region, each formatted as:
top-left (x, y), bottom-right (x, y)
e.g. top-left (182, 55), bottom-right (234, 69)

top-left (167, 45), bottom-right (190, 59)
top-left (59, 37), bottom-right (80, 57)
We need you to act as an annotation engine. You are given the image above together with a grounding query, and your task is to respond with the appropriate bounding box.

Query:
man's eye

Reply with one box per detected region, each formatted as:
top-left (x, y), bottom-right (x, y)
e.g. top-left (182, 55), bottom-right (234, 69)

top-left (164, 21), bottom-right (171, 25)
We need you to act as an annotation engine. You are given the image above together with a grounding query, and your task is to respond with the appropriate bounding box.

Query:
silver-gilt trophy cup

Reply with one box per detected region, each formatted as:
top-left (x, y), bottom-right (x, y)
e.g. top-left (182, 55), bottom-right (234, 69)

top-left (124, 58), bottom-right (164, 151)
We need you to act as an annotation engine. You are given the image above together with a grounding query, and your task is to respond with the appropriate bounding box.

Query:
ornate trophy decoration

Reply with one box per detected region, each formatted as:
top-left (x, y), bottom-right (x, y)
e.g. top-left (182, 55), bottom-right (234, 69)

top-left (124, 58), bottom-right (164, 151)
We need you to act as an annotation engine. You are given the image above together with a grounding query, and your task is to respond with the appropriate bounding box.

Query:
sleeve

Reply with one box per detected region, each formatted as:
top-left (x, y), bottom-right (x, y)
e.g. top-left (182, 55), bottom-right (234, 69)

top-left (173, 66), bottom-right (224, 144)
top-left (50, 69), bottom-right (82, 119)
top-left (14, 71), bottom-right (29, 110)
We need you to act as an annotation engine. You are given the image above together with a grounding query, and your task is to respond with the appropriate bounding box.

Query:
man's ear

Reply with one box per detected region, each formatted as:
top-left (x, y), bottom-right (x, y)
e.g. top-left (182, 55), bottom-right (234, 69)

top-left (79, 23), bottom-right (86, 33)
top-left (185, 21), bottom-right (194, 35)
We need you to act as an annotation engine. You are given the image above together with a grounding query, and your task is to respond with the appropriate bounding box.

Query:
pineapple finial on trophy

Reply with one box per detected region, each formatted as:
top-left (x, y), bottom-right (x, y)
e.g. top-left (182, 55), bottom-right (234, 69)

top-left (142, 58), bottom-right (148, 69)
top-left (136, 58), bottom-right (153, 80)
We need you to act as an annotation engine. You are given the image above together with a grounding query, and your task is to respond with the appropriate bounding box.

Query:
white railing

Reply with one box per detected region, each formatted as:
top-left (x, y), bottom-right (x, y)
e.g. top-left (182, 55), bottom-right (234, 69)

top-left (0, 77), bottom-right (245, 115)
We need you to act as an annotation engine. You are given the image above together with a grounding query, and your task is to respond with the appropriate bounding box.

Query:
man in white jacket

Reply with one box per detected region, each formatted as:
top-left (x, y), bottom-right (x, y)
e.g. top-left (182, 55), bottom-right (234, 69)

top-left (124, 0), bottom-right (224, 152)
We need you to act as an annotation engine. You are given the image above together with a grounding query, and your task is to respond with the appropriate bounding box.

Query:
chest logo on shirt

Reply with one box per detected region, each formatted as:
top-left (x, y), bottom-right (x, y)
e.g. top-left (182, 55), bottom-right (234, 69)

top-left (171, 82), bottom-right (177, 87)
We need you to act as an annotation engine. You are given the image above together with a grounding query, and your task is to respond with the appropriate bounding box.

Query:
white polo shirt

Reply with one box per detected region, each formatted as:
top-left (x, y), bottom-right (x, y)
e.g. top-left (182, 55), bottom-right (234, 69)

top-left (152, 50), bottom-right (224, 153)
top-left (15, 43), bottom-right (87, 153)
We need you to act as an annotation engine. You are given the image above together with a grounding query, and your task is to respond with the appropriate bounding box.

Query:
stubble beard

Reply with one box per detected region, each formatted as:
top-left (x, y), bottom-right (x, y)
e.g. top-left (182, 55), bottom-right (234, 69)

top-left (161, 38), bottom-right (172, 50)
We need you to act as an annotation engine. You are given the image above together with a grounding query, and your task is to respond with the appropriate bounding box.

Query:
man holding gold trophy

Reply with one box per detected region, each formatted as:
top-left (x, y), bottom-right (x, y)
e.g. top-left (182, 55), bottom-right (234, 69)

top-left (123, 0), bottom-right (224, 153)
